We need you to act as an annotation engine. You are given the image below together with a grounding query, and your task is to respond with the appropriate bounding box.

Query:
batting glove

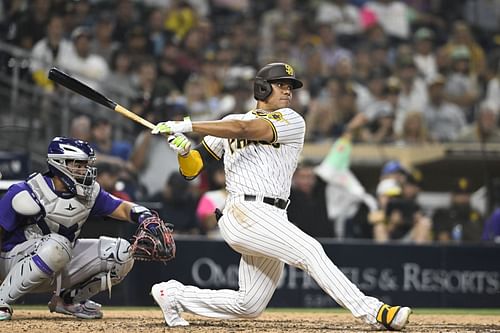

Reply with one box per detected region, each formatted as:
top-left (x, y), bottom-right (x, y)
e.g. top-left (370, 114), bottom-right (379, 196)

top-left (168, 133), bottom-right (192, 157)
top-left (151, 117), bottom-right (193, 135)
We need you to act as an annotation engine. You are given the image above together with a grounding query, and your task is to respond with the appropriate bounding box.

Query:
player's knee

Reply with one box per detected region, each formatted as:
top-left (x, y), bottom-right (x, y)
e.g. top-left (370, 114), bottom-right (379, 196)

top-left (36, 233), bottom-right (72, 273)
top-left (235, 299), bottom-right (267, 318)
top-left (302, 237), bottom-right (327, 264)
top-left (98, 236), bottom-right (134, 281)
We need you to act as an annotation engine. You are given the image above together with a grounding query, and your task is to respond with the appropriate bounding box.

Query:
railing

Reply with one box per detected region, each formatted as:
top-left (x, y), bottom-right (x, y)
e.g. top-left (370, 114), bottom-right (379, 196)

top-left (0, 40), bottom-right (138, 168)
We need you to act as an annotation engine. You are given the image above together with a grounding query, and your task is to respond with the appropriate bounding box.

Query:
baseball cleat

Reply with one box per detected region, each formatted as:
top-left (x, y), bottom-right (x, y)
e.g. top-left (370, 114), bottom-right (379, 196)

top-left (0, 303), bottom-right (12, 321)
top-left (48, 295), bottom-right (103, 319)
top-left (376, 304), bottom-right (412, 330)
top-left (151, 280), bottom-right (189, 327)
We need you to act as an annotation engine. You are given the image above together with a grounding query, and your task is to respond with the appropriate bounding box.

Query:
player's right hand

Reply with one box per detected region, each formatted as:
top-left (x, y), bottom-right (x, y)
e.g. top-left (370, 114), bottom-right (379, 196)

top-left (168, 133), bottom-right (192, 156)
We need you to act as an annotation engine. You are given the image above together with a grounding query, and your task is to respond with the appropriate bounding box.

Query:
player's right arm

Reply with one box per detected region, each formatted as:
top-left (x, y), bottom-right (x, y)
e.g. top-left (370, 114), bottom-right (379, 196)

top-left (153, 115), bottom-right (275, 142)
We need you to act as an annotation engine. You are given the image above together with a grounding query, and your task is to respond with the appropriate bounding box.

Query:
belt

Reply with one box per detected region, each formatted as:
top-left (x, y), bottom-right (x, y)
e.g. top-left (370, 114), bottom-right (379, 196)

top-left (243, 194), bottom-right (289, 210)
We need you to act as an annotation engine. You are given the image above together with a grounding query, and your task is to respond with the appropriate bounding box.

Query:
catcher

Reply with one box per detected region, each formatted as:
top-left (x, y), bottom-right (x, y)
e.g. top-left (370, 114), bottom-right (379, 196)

top-left (0, 136), bottom-right (175, 321)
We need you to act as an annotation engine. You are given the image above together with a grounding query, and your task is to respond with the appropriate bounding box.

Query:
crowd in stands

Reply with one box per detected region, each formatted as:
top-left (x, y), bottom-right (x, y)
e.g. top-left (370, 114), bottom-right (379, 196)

top-left (1, 0), bottom-right (500, 242)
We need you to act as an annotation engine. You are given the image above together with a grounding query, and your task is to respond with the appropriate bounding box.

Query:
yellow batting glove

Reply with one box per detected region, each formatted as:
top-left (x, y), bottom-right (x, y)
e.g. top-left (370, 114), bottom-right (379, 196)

top-left (168, 133), bottom-right (192, 156)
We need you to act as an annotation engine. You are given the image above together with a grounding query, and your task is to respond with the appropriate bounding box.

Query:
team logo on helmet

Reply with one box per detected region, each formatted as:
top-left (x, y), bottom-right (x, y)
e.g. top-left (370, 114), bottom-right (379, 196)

top-left (284, 64), bottom-right (294, 76)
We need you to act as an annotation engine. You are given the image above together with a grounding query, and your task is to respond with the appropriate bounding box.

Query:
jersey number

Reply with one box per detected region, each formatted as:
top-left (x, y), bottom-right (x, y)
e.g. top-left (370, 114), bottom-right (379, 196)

top-left (228, 139), bottom-right (280, 153)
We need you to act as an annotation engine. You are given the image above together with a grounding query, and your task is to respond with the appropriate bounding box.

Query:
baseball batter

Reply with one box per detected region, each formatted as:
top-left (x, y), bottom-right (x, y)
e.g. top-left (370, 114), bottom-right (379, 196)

top-left (0, 137), bottom-right (158, 320)
top-left (150, 63), bottom-right (412, 330)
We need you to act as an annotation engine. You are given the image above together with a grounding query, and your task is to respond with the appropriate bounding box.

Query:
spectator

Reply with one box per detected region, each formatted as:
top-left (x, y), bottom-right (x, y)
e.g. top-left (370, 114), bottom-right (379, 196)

top-left (396, 111), bottom-right (432, 146)
top-left (423, 74), bottom-right (466, 142)
top-left (351, 77), bottom-right (399, 144)
top-left (90, 117), bottom-right (133, 164)
top-left (372, 170), bottom-right (432, 244)
top-left (485, 60), bottom-right (500, 111)
top-left (313, 135), bottom-right (378, 239)
top-left (258, 0), bottom-right (302, 64)
top-left (315, 0), bottom-right (361, 48)
top-left (15, 0), bottom-right (52, 48)
top-left (30, 15), bottom-right (73, 91)
top-left (95, 161), bottom-right (132, 201)
top-left (288, 160), bottom-right (333, 238)
top-left (125, 25), bottom-right (154, 67)
top-left (147, 8), bottom-right (169, 57)
top-left (482, 207), bottom-right (500, 243)
top-left (393, 56), bottom-right (428, 135)
top-left (362, 0), bottom-right (410, 41)
top-left (104, 49), bottom-right (136, 108)
top-left (69, 115), bottom-right (92, 142)
top-left (129, 59), bottom-right (175, 120)
top-left (196, 163), bottom-right (227, 238)
top-left (148, 173), bottom-right (200, 234)
top-left (90, 12), bottom-right (120, 64)
top-left (332, 55), bottom-right (372, 111)
top-left (443, 45), bottom-right (481, 121)
top-left (433, 177), bottom-right (484, 243)
top-left (456, 100), bottom-right (500, 143)
top-left (443, 20), bottom-right (486, 76)
top-left (129, 103), bottom-right (186, 198)
top-left (305, 77), bottom-right (341, 141)
top-left (390, 172), bottom-right (431, 243)
top-left (412, 27), bottom-right (438, 81)
top-left (112, 0), bottom-right (138, 43)
top-left (59, 26), bottom-right (110, 90)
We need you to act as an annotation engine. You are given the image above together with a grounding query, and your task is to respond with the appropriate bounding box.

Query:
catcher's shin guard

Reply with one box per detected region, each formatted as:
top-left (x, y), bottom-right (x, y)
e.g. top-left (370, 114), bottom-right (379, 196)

top-left (376, 304), bottom-right (412, 331)
top-left (60, 236), bottom-right (133, 303)
top-left (0, 234), bottom-right (72, 304)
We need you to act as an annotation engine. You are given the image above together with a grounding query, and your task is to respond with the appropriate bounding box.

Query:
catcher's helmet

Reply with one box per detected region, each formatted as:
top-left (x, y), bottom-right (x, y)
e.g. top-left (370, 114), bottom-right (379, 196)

top-left (47, 136), bottom-right (96, 200)
top-left (254, 62), bottom-right (303, 101)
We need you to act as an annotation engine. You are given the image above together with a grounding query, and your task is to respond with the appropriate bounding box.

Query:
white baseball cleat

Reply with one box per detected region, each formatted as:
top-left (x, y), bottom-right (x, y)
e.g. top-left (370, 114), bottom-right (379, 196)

top-left (376, 304), bottom-right (412, 331)
top-left (0, 303), bottom-right (12, 321)
top-left (48, 295), bottom-right (103, 319)
top-left (151, 280), bottom-right (189, 327)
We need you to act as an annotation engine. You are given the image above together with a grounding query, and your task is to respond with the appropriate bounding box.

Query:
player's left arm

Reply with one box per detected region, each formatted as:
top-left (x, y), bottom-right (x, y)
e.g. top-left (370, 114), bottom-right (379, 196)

top-left (91, 189), bottom-right (152, 224)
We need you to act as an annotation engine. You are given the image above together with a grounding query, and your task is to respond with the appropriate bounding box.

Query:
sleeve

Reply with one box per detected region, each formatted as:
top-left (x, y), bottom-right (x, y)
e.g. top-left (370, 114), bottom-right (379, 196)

top-left (264, 108), bottom-right (305, 144)
top-left (201, 135), bottom-right (224, 160)
top-left (89, 187), bottom-right (123, 217)
top-left (0, 183), bottom-right (29, 232)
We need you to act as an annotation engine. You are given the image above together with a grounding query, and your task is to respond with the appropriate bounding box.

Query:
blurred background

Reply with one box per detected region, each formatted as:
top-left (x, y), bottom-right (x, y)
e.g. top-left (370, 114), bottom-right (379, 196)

top-left (1, 0), bottom-right (500, 308)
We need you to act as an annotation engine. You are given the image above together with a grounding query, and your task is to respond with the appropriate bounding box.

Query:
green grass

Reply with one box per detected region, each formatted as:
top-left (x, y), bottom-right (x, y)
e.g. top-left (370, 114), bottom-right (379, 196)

top-left (14, 305), bottom-right (500, 315)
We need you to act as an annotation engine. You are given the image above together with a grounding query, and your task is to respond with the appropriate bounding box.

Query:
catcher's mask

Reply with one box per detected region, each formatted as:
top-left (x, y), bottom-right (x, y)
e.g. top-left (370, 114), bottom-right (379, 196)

top-left (47, 136), bottom-right (97, 201)
top-left (253, 62), bottom-right (303, 101)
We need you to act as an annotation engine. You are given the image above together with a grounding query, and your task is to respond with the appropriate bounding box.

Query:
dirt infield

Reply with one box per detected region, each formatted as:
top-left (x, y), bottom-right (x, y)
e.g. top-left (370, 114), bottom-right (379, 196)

top-left (2, 309), bottom-right (500, 333)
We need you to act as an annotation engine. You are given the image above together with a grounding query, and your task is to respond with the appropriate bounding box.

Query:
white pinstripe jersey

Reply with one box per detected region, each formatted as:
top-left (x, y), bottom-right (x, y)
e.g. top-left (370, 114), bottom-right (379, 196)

top-left (202, 108), bottom-right (305, 199)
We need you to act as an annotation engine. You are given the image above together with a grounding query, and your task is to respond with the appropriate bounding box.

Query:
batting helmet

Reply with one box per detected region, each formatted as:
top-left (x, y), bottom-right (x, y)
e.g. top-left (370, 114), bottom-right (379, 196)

top-left (47, 136), bottom-right (97, 200)
top-left (254, 63), bottom-right (303, 101)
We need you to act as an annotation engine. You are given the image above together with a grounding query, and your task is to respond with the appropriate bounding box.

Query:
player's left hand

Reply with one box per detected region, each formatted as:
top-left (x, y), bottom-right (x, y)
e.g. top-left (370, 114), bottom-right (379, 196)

top-left (151, 117), bottom-right (192, 135)
top-left (130, 212), bottom-right (176, 263)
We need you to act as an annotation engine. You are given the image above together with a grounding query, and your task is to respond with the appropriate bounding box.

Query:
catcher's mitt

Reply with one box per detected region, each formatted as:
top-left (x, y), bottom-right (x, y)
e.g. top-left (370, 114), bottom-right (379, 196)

top-left (130, 213), bottom-right (176, 263)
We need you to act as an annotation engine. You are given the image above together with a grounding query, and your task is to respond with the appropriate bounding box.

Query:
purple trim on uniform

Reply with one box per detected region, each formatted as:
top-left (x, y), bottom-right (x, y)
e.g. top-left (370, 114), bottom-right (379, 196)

top-left (0, 182), bottom-right (31, 232)
top-left (89, 186), bottom-right (123, 217)
top-left (32, 254), bottom-right (53, 275)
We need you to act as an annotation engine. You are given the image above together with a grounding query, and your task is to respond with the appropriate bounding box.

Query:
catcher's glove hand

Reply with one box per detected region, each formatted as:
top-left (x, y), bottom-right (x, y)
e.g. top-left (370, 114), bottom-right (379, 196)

top-left (130, 212), bottom-right (176, 263)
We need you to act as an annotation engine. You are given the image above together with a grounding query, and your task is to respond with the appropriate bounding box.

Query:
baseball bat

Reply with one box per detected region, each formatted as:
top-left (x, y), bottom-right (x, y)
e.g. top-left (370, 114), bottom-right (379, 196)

top-left (48, 67), bottom-right (155, 130)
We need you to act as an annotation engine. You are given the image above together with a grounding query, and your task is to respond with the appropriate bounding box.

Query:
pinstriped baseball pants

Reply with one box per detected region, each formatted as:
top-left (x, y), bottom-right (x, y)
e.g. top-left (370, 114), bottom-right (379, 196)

top-left (170, 199), bottom-right (383, 324)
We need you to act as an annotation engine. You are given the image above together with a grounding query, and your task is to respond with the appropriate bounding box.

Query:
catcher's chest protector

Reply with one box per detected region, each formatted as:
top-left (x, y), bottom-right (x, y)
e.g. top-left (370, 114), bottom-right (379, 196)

top-left (27, 173), bottom-right (99, 241)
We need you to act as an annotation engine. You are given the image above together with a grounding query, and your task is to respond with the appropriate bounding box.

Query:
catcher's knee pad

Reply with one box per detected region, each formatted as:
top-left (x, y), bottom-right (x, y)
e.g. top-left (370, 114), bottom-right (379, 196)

top-left (98, 236), bottom-right (134, 277)
top-left (62, 237), bottom-right (133, 303)
top-left (0, 234), bottom-right (72, 304)
top-left (36, 233), bottom-right (73, 273)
